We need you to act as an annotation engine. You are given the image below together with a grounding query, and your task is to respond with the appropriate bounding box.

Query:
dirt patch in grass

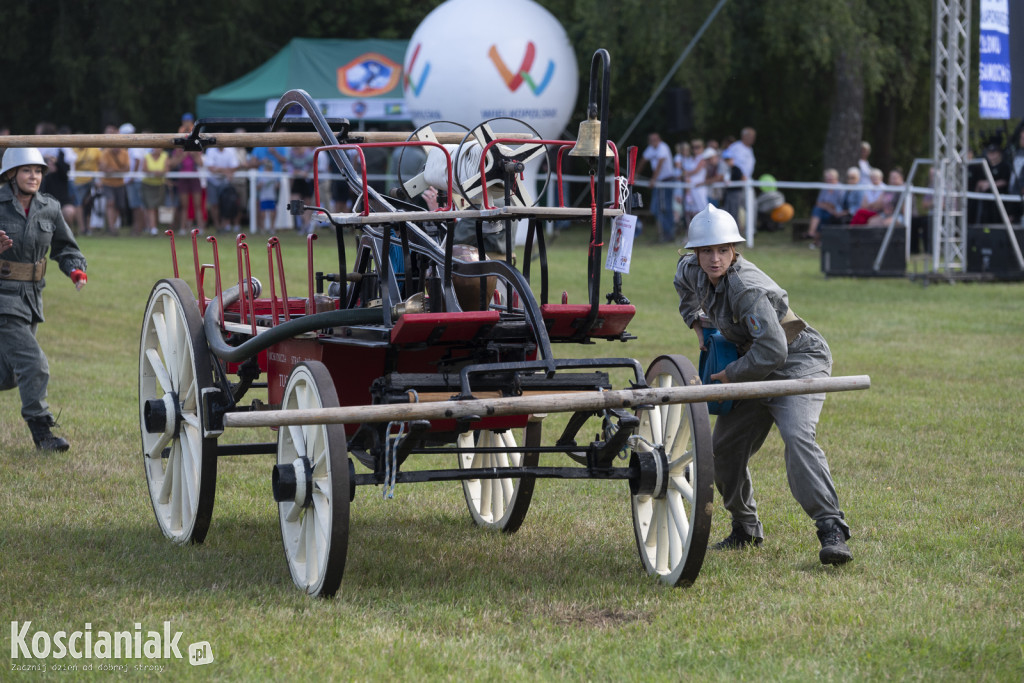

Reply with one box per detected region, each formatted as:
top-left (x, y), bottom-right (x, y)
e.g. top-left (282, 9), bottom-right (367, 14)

top-left (543, 603), bottom-right (649, 629)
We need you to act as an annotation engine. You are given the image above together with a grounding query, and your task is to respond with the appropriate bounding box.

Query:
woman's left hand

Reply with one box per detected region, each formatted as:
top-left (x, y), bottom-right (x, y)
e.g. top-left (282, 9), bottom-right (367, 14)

top-left (709, 369), bottom-right (730, 384)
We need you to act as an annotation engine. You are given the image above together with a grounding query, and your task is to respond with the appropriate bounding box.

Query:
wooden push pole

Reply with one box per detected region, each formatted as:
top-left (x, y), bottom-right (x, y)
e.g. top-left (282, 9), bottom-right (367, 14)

top-left (0, 131), bottom-right (533, 149)
top-left (222, 375), bottom-right (871, 429)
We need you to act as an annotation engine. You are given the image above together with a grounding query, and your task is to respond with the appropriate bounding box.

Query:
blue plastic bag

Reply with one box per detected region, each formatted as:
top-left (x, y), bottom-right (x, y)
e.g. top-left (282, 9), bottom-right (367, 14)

top-left (698, 327), bottom-right (739, 415)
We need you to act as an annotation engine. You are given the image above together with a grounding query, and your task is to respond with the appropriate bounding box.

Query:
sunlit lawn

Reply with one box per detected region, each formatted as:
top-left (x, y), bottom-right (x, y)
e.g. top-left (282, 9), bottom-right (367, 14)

top-left (1, 224), bottom-right (1022, 680)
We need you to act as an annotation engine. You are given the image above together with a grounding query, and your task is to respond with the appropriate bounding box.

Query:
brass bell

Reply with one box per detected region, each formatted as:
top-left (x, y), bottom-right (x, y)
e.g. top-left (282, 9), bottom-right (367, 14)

top-left (568, 117), bottom-right (603, 157)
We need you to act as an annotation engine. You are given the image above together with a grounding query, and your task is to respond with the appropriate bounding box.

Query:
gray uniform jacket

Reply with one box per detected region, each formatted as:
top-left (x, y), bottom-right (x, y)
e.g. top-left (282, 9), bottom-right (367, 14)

top-left (0, 183), bottom-right (87, 323)
top-left (674, 253), bottom-right (831, 382)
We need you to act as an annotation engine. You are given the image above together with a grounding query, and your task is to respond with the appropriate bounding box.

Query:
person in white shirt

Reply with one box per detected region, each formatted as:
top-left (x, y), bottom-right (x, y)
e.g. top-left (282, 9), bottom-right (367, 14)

top-left (203, 146), bottom-right (240, 232)
top-left (640, 132), bottom-right (677, 243)
top-left (857, 141), bottom-right (873, 182)
top-left (725, 127), bottom-right (756, 180)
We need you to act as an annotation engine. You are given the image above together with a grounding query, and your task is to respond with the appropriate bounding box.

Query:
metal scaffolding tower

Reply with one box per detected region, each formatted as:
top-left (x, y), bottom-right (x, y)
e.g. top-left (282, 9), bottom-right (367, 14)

top-left (930, 0), bottom-right (971, 273)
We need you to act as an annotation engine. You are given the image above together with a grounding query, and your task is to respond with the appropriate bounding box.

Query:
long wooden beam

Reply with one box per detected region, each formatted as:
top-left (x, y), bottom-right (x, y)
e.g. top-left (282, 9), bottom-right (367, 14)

top-left (0, 131), bottom-right (533, 149)
top-left (222, 375), bottom-right (871, 429)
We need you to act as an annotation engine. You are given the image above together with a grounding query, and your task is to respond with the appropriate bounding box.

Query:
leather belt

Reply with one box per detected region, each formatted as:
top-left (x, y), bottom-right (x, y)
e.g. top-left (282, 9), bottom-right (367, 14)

top-left (0, 259), bottom-right (47, 282)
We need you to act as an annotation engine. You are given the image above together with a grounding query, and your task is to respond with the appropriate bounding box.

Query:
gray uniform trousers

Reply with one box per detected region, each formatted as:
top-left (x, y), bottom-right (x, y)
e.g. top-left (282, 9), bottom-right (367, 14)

top-left (0, 315), bottom-right (51, 421)
top-left (712, 368), bottom-right (849, 541)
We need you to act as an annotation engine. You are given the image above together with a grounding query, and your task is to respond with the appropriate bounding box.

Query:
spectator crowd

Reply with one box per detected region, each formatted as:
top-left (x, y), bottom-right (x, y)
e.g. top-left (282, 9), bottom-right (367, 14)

top-left (0, 115), bottom-right (368, 238)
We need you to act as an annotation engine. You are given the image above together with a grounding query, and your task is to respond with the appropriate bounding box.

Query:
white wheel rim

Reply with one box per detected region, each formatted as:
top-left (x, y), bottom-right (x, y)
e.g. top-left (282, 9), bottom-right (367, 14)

top-left (633, 371), bottom-right (698, 580)
top-left (278, 366), bottom-right (335, 594)
top-left (140, 284), bottom-right (206, 542)
top-left (459, 430), bottom-right (522, 525)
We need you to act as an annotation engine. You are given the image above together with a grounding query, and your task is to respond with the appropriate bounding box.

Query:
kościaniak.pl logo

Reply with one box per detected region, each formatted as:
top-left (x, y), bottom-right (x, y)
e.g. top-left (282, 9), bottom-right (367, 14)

top-left (10, 621), bottom-right (213, 667)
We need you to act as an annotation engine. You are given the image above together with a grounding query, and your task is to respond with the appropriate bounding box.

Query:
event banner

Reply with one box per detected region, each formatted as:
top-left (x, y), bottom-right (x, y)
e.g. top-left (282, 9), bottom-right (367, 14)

top-left (979, 0), bottom-right (1011, 119)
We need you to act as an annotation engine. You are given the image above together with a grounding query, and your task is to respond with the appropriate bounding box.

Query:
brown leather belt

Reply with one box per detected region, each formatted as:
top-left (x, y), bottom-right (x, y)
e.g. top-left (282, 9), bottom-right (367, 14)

top-left (0, 259), bottom-right (47, 282)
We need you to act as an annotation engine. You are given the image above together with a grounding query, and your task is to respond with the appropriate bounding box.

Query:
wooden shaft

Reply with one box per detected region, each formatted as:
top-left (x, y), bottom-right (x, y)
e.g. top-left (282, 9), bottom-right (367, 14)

top-left (223, 375), bottom-right (871, 429)
top-left (0, 131), bottom-right (533, 149)
top-left (401, 389), bottom-right (588, 403)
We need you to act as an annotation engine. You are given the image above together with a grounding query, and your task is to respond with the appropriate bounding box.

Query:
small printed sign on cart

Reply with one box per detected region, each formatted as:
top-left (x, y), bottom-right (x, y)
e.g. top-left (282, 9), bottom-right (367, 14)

top-left (605, 214), bottom-right (637, 274)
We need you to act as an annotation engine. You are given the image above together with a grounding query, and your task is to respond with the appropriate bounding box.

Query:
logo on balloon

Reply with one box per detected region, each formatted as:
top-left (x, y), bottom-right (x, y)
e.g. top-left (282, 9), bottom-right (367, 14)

top-left (488, 41), bottom-right (555, 95)
top-left (404, 43), bottom-right (430, 97)
top-left (337, 53), bottom-right (402, 97)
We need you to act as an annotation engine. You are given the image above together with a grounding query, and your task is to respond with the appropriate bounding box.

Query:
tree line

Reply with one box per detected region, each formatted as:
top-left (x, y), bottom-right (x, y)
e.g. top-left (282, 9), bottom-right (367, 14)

top-left (0, 0), bottom-right (964, 183)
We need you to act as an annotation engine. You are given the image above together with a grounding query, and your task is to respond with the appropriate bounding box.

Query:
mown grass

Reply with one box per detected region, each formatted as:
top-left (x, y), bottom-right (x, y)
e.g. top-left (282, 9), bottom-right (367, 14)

top-left (2, 226), bottom-right (1022, 681)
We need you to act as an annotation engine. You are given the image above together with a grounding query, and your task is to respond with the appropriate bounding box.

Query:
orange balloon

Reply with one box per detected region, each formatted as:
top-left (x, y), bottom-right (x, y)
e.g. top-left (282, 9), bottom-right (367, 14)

top-left (771, 202), bottom-right (794, 223)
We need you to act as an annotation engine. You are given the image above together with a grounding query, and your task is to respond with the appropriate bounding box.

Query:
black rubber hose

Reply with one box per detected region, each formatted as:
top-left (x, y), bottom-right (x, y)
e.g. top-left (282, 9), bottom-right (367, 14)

top-left (204, 281), bottom-right (384, 363)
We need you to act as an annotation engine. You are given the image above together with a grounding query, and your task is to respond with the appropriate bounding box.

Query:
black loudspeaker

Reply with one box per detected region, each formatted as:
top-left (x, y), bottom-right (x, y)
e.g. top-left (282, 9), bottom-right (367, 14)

top-left (967, 224), bottom-right (1024, 279)
top-left (665, 87), bottom-right (693, 133)
top-left (820, 226), bottom-right (906, 277)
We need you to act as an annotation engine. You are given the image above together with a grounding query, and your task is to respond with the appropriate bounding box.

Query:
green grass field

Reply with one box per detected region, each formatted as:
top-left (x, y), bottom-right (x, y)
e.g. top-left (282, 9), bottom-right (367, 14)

top-left (2, 226), bottom-right (1022, 681)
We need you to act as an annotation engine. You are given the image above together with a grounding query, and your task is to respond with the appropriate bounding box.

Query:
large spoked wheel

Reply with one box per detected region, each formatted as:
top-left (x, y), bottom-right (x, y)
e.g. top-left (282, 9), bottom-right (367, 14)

top-left (276, 362), bottom-right (350, 598)
top-left (458, 419), bottom-right (541, 533)
top-left (139, 279), bottom-right (218, 545)
top-left (630, 355), bottom-right (714, 586)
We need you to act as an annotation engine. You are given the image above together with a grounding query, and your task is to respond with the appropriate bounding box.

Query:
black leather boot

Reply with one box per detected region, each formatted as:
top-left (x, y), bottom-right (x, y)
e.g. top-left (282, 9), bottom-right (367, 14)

top-left (27, 417), bottom-right (70, 452)
top-left (817, 522), bottom-right (853, 565)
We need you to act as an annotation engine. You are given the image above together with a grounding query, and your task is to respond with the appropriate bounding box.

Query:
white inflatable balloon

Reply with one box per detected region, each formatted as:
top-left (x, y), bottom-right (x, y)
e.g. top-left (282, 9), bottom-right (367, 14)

top-left (403, 0), bottom-right (579, 140)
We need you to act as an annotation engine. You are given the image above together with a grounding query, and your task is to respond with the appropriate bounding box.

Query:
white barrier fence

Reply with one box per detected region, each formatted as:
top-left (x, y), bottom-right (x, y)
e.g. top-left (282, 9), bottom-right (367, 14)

top-left (66, 168), bottom-right (1023, 251)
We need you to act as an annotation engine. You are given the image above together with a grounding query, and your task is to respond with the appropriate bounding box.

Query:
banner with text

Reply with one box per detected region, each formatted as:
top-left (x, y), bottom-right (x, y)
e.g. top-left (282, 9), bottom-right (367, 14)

top-left (980, 0), bottom-right (1011, 119)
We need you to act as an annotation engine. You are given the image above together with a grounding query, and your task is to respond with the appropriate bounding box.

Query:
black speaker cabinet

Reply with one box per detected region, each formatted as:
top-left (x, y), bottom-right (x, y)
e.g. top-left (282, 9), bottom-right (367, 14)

top-left (967, 225), bottom-right (1024, 279)
top-left (820, 226), bottom-right (906, 277)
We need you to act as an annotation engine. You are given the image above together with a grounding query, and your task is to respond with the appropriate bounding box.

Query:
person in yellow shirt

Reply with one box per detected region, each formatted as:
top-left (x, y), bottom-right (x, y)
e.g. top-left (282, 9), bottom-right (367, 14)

top-left (98, 124), bottom-right (129, 234)
top-left (141, 145), bottom-right (169, 235)
top-left (72, 140), bottom-right (101, 235)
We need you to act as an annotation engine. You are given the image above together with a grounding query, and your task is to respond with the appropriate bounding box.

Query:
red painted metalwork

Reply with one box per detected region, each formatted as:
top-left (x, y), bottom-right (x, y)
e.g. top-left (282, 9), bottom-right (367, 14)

top-left (312, 141), bottom-right (455, 213)
top-left (306, 233), bottom-right (318, 315)
top-left (478, 139), bottom-right (620, 210)
top-left (390, 311), bottom-right (500, 345)
top-left (165, 230), bottom-right (179, 278)
top-left (540, 303), bottom-right (636, 338)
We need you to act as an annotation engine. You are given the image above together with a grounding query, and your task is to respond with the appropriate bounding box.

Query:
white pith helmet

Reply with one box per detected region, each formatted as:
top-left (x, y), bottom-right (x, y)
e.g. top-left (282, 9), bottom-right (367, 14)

top-left (684, 204), bottom-right (744, 249)
top-left (1, 148), bottom-right (47, 182)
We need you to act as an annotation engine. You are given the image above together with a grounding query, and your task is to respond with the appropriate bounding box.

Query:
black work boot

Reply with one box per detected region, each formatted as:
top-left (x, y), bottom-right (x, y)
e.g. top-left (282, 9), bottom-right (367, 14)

top-left (714, 524), bottom-right (763, 550)
top-left (27, 417), bottom-right (70, 452)
top-left (817, 522), bottom-right (853, 565)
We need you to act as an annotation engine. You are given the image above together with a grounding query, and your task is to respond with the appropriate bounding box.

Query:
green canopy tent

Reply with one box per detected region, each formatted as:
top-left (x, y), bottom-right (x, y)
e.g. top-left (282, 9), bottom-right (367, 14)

top-left (196, 38), bottom-right (410, 123)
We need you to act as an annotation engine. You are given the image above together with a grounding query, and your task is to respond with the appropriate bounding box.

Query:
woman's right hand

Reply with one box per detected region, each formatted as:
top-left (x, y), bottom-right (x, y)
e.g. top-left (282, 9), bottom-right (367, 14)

top-left (693, 320), bottom-right (706, 351)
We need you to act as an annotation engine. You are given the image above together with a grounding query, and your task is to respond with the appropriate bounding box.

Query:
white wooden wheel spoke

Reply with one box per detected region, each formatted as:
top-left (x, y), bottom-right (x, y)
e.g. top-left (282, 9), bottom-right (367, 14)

top-left (667, 492), bottom-right (691, 543)
top-left (151, 311), bottom-right (173, 374)
top-left (158, 447), bottom-right (175, 505)
top-left (170, 449), bottom-right (183, 529)
top-left (669, 471), bottom-right (695, 504)
top-left (146, 430), bottom-right (171, 461)
top-left (145, 348), bottom-right (174, 396)
top-left (286, 424), bottom-right (306, 458)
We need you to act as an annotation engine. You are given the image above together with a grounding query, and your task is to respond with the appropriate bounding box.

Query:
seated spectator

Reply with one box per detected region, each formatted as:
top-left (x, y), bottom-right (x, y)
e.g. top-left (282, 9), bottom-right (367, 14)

top-left (866, 168), bottom-right (907, 226)
top-left (839, 166), bottom-right (864, 218)
top-left (850, 167), bottom-right (885, 224)
top-left (805, 168), bottom-right (844, 244)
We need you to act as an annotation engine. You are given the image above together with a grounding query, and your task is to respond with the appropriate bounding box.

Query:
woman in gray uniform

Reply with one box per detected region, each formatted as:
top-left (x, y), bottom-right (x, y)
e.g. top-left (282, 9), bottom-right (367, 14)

top-left (0, 148), bottom-right (88, 451)
top-left (673, 204), bottom-right (852, 565)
